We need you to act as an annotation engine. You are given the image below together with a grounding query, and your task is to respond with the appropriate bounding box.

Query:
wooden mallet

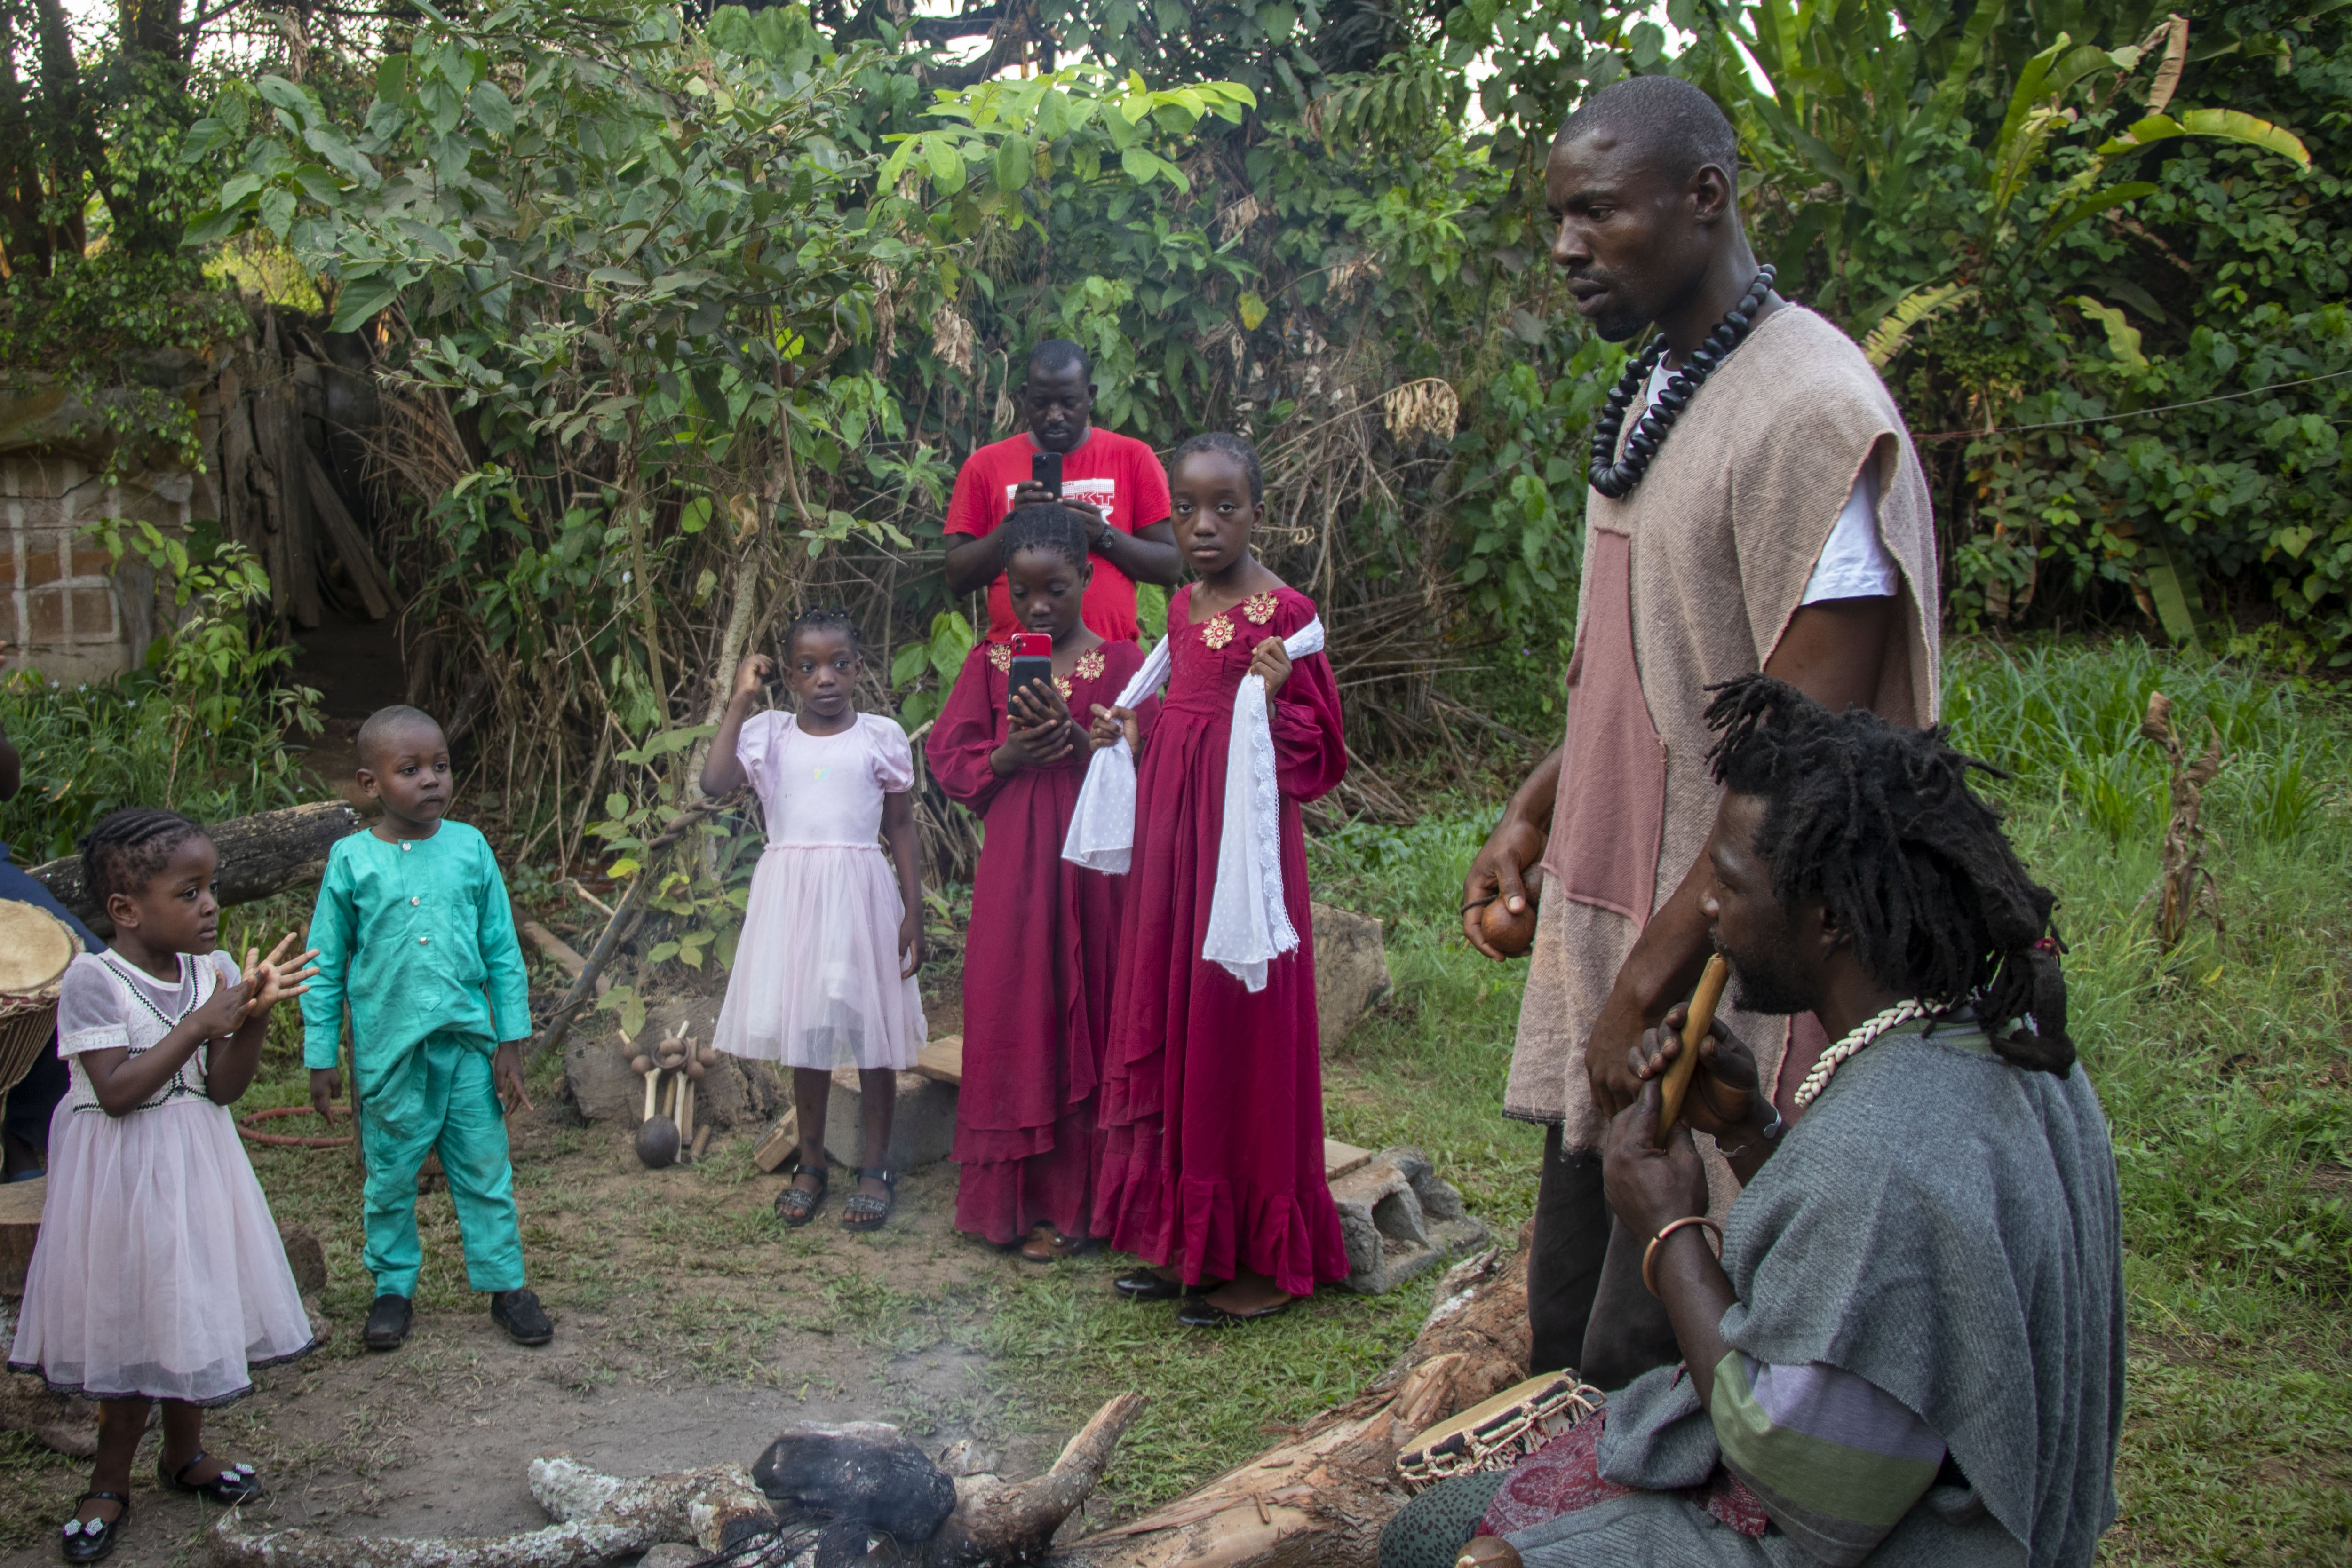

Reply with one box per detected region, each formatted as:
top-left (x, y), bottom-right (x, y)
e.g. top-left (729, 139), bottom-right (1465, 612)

top-left (1655, 953), bottom-right (1731, 1145)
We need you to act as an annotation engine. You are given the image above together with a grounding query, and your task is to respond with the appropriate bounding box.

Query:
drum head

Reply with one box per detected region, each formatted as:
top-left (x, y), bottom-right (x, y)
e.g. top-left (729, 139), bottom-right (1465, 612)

top-left (0, 901), bottom-right (78, 994)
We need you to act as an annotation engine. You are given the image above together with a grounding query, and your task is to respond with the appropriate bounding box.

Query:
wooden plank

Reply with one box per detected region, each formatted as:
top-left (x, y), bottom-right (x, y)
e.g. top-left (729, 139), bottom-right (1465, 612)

top-left (0, 1174), bottom-right (45, 1297)
top-left (751, 1109), bottom-right (799, 1173)
top-left (915, 1033), bottom-right (964, 1086)
top-left (1324, 1138), bottom-right (1371, 1180)
top-left (303, 447), bottom-right (395, 618)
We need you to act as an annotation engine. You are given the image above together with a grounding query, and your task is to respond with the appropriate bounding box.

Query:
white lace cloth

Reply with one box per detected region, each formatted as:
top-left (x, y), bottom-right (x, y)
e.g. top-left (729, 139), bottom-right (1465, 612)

top-left (1062, 616), bottom-right (1327, 991)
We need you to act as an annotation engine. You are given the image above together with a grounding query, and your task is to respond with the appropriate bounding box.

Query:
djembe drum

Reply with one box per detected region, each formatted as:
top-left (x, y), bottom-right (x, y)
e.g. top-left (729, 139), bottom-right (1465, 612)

top-left (0, 901), bottom-right (78, 1110)
top-left (1392, 1373), bottom-right (1606, 1492)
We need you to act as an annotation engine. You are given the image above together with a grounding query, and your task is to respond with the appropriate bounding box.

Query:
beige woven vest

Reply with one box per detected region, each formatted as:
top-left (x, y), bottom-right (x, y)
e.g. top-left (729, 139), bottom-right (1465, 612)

top-left (1506, 305), bottom-right (1942, 1175)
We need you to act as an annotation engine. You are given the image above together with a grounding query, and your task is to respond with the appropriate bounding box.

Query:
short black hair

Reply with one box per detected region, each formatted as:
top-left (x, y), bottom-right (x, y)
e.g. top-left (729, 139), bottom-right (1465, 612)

top-left (356, 705), bottom-right (445, 772)
top-left (1557, 75), bottom-right (1740, 193)
top-left (80, 808), bottom-right (208, 907)
top-left (1705, 675), bottom-right (2073, 1077)
top-left (1026, 338), bottom-right (1091, 382)
top-left (1171, 431), bottom-right (1265, 503)
top-left (784, 604), bottom-right (862, 659)
top-left (1000, 505), bottom-right (1091, 570)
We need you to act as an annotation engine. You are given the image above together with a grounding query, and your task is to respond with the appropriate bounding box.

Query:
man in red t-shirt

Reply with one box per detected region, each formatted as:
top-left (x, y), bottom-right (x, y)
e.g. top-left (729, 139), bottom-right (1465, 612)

top-left (943, 340), bottom-right (1179, 641)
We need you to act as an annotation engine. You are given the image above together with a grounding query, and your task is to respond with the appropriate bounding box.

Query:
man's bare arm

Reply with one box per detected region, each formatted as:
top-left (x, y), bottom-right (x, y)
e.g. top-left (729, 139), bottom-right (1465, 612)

top-left (1584, 596), bottom-right (1899, 1114)
top-left (943, 532), bottom-right (1004, 598)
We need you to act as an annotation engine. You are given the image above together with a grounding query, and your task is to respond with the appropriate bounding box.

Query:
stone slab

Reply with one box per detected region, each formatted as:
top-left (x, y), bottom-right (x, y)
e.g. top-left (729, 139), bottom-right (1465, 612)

top-left (1311, 902), bottom-right (1392, 1050)
top-left (1324, 1138), bottom-right (1372, 1180)
top-left (821, 1067), bottom-right (958, 1170)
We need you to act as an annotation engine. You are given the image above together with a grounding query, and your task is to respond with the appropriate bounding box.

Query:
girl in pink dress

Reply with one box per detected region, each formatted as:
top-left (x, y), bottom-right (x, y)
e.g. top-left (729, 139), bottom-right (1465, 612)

top-left (1086, 433), bottom-right (1351, 1325)
top-left (705, 609), bottom-right (928, 1232)
top-left (9, 809), bottom-right (318, 1563)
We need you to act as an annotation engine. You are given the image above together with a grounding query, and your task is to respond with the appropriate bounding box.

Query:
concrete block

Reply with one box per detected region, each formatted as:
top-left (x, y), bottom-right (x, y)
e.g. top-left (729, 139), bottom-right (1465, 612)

top-left (1311, 902), bottom-right (1392, 1050)
top-left (1380, 1145), bottom-right (1468, 1221)
top-left (819, 1067), bottom-right (959, 1170)
top-left (1331, 1156), bottom-right (1489, 1294)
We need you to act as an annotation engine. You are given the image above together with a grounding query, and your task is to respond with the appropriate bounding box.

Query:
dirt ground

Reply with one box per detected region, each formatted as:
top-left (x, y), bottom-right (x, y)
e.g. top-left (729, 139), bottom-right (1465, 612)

top-left (0, 1107), bottom-right (1092, 1568)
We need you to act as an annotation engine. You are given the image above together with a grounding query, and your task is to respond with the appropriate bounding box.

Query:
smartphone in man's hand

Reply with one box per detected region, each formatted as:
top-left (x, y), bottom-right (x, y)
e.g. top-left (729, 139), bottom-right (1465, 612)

top-left (1031, 449), bottom-right (1063, 499)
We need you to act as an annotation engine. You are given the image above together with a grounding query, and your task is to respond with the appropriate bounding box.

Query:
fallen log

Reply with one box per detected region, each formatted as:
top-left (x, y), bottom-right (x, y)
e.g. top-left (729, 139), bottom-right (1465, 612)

top-left (210, 1458), bottom-right (773, 1568)
top-left (1058, 1235), bottom-right (1534, 1568)
top-left (30, 800), bottom-right (361, 933)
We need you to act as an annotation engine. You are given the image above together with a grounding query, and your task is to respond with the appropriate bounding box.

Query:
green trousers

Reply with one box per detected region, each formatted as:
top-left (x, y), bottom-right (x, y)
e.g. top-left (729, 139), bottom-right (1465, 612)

top-left (359, 1029), bottom-right (525, 1299)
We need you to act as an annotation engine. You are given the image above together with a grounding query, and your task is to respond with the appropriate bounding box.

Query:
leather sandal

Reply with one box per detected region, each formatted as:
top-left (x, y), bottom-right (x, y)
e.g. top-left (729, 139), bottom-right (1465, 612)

top-left (161, 1451), bottom-right (261, 1505)
top-left (775, 1161), bottom-right (828, 1227)
top-left (60, 1493), bottom-right (127, 1563)
top-left (841, 1167), bottom-right (897, 1232)
top-left (1019, 1227), bottom-right (1089, 1263)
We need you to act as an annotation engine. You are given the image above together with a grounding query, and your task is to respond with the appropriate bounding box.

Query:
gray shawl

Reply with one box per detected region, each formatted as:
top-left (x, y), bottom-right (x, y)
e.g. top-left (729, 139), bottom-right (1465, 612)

top-left (1595, 1019), bottom-right (2124, 1568)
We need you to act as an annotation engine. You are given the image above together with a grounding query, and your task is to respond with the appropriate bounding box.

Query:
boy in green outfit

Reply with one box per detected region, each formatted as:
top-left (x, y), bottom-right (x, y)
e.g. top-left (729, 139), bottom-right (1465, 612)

top-left (303, 705), bottom-right (553, 1351)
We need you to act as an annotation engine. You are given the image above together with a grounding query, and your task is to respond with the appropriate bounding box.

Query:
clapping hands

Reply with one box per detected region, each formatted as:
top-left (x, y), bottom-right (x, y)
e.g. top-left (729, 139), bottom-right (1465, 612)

top-left (236, 932), bottom-right (320, 1025)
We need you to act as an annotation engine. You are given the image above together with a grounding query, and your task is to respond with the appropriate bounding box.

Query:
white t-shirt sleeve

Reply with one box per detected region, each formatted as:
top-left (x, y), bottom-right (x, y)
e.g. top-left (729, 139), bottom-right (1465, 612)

top-left (1802, 464), bottom-right (1900, 603)
top-left (1642, 362), bottom-right (1900, 604)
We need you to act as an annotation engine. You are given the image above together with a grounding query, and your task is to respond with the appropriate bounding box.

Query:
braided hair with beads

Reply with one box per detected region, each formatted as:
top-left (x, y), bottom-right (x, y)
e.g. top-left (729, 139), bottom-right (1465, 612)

top-left (1702, 674), bottom-right (2073, 1076)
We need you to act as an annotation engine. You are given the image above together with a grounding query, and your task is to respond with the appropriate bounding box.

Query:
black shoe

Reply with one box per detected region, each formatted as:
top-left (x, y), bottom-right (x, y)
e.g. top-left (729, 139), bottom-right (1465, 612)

top-left (159, 1452), bottom-right (261, 1504)
top-left (1177, 1295), bottom-right (1293, 1328)
top-left (491, 1288), bottom-right (554, 1345)
top-left (1113, 1269), bottom-right (1192, 1302)
top-left (363, 1294), bottom-right (413, 1351)
top-left (59, 1493), bottom-right (127, 1563)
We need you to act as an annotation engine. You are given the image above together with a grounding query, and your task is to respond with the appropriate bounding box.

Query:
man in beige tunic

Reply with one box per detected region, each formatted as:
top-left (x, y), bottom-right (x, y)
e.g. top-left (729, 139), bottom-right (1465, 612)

top-left (1460, 77), bottom-right (1942, 1387)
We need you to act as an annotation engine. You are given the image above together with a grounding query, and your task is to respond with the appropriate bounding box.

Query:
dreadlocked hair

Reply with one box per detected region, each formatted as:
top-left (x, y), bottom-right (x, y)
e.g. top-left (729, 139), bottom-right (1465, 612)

top-left (1703, 674), bottom-right (2073, 1077)
top-left (783, 605), bottom-right (862, 660)
top-left (79, 808), bottom-right (209, 908)
top-left (1001, 504), bottom-right (1091, 570)
top-left (1172, 431), bottom-right (1264, 502)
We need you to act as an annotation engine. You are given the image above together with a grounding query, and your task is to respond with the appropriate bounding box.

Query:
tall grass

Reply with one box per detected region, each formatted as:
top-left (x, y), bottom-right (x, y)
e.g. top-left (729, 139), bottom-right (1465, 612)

top-left (0, 670), bottom-right (321, 862)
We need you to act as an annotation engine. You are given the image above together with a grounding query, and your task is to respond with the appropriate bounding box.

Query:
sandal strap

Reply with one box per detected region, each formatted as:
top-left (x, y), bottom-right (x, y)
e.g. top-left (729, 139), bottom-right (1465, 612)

top-left (857, 1167), bottom-right (897, 1186)
top-left (76, 1493), bottom-right (128, 1507)
top-left (169, 1452), bottom-right (212, 1486)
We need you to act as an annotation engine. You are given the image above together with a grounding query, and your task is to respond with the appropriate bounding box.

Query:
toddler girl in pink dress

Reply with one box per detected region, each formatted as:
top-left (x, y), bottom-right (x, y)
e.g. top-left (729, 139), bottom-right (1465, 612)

top-left (705, 608), bottom-right (927, 1232)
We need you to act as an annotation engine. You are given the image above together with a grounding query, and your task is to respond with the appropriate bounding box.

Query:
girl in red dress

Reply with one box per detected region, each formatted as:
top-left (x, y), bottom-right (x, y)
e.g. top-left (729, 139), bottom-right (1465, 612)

top-left (928, 508), bottom-right (1152, 1259)
top-left (1085, 433), bottom-right (1350, 1326)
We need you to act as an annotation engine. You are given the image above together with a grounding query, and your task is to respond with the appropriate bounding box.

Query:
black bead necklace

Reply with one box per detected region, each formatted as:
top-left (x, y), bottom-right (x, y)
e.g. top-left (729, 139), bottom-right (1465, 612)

top-left (1587, 265), bottom-right (1776, 499)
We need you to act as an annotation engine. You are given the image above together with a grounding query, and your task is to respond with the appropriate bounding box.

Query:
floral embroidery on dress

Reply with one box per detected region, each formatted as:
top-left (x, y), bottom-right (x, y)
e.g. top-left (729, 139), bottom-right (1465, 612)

top-left (1053, 675), bottom-right (1075, 701)
top-left (1200, 615), bottom-right (1236, 650)
top-left (1073, 648), bottom-right (1107, 681)
top-left (987, 642), bottom-right (1013, 672)
top-left (1240, 590), bottom-right (1280, 625)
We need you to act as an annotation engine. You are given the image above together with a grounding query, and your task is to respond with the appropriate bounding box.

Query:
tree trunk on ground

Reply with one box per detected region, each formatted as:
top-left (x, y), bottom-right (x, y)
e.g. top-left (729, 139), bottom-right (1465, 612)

top-left (31, 800), bottom-right (361, 930)
top-left (1056, 1237), bottom-right (1532, 1568)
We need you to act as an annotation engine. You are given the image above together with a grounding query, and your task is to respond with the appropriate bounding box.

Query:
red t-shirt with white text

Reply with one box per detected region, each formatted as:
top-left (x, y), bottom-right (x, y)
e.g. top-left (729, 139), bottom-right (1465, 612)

top-left (943, 427), bottom-right (1172, 641)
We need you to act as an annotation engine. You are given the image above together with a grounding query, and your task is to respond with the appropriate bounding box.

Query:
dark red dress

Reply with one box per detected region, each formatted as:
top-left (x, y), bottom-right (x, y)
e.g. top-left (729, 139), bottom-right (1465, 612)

top-left (927, 638), bottom-right (1150, 1245)
top-left (1090, 584), bottom-right (1351, 1297)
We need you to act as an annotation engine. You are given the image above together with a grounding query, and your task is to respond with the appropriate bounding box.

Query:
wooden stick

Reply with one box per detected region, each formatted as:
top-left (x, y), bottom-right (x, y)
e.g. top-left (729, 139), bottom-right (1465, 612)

top-left (642, 1060), bottom-right (659, 1124)
top-left (1656, 954), bottom-right (1731, 1144)
top-left (531, 797), bottom-right (734, 1064)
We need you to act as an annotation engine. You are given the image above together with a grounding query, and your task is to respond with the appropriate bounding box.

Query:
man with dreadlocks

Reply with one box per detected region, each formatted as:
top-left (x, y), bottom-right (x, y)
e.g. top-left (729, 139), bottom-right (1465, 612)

top-left (1385, 677), bottom-right (2122, 1568)
top-left (1461, 74), bottom-right (1943, 1388)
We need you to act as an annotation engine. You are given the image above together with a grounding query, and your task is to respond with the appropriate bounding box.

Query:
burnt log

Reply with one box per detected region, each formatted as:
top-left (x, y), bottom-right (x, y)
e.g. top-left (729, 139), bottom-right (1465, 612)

top-left (210, 1458), bottom-right (772, 1568)
top-left (31, 800), bottom-right (361, 932)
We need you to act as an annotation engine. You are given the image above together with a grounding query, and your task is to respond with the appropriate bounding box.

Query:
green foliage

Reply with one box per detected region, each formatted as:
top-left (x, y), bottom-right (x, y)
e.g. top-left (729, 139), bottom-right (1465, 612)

top-left (890, 609), bottom-right (977, 729)
top-left (0, 535), bottom-right (322, 862)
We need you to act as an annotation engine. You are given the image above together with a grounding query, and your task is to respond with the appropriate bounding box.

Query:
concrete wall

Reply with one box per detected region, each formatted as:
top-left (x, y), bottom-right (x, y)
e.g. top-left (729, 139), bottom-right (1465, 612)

top-left (0, 453), bottom-right (185, 684)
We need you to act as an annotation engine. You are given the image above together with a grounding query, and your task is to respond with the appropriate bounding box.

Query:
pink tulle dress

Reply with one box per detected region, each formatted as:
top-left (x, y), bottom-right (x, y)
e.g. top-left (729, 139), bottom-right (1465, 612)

top-left (712, 711), bottom-right (927, 1070)
top-left (8, 950), bottom-right (315, 1406)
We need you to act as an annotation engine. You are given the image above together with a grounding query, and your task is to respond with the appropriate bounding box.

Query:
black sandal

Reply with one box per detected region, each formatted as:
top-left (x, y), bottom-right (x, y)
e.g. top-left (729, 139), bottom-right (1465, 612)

top-left (841, 1167), bottom-right (897, 1232)
top-left (775, 1160), bottom-right (829, 1227)
top-left (160, 1451), bottom-right (261, 1504)
top-left (60, 1493), bottom-right (127, 1563)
